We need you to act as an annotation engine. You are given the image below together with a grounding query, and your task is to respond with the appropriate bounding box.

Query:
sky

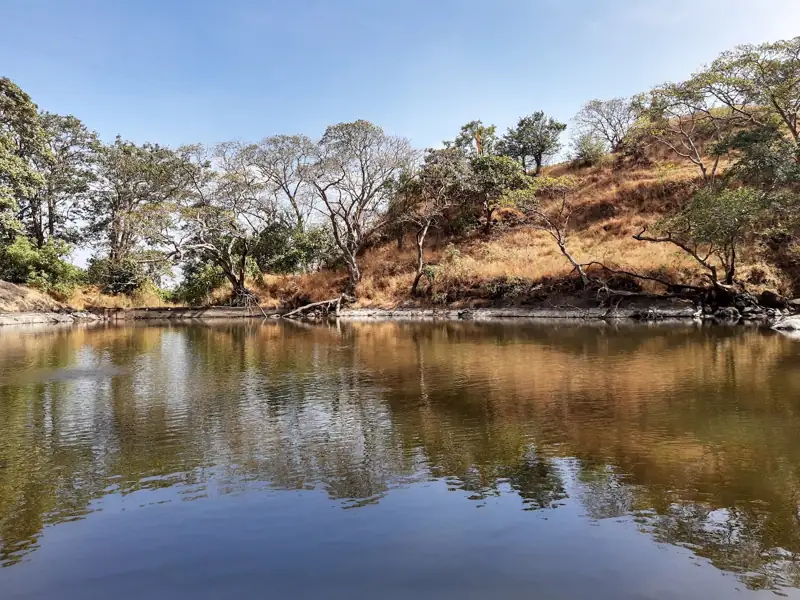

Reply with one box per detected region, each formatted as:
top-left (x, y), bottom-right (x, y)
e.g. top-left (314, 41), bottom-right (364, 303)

top-left (3, 0), bottom-right (800, 151)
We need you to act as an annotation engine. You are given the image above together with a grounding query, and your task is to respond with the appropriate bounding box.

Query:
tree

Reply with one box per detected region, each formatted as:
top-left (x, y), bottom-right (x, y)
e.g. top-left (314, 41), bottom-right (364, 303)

top-left (569, 132), bottom-right (607, 167)
top-left (0, 77), bottom-right (49, 241)
top-left (253, 134), bottom-right (316, 230)
top-left (506, 176), bottom-right (589, 285)
top-left (398, 147), bottom-right (473, 295)
top-left (704, 36), bottom-right (800, 152)
top-left (470, 154), bottom-right (530, 232)
top-left (448, 120), bottom-right (498, 157)
top-left (634, 186), bottom-right (766, 287)
top-left (499, 111), bottom-right (566, 174)
top-left (19, 113), bottom-right (97, 248)
top-left (308, 120), bottom-right (416, 291)
top-left (86, 137), bottom-right (189, 265)
top-left (174, 142), bottom-right (284, 304)
top-left (573, 98), bottom-right (638, 152)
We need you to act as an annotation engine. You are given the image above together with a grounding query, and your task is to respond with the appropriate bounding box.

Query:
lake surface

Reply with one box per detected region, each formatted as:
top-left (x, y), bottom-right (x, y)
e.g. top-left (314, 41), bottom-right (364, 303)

top-left (0, 320), bottom-right (799, 599)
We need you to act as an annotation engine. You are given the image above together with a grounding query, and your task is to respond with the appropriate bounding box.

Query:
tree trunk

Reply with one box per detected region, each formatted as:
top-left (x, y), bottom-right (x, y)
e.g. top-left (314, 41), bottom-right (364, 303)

top-left (483, 204), bottom-right (495, 233)
top-left (411, 222), bottom-right (431, 296)
top-left (534, 157), bottom-right (543, 176)
top-left (345, 258), bottom-right (361, 294)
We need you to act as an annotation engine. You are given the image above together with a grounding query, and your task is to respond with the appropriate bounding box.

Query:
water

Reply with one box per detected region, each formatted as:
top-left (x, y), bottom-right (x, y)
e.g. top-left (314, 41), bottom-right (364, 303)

top-left (0, 320), bottom-right (799, 599)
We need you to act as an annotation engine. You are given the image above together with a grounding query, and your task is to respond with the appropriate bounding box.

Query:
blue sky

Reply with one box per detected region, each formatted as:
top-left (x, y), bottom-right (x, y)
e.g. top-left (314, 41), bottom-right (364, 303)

top-left (3, 0), bottom-right (800, 150)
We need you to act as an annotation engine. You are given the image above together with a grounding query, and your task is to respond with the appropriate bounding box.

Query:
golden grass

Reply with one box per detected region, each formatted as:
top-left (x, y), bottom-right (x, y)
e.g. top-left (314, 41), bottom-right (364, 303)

top-left (68, 285), bottom-right (176, 310)
top-left (28, 154), bottom-right (792, 311)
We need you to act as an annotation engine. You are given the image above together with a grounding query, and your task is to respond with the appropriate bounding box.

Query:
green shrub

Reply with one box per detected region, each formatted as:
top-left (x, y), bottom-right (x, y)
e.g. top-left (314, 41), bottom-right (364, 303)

top-left (0, 236), bottom-right (84, 298)
top-left (171, 261), bottom-right (227, 306)
top-left (86, 257), bottom-right (148, 295)
top-left (569, 132), bottom-right (608, 167)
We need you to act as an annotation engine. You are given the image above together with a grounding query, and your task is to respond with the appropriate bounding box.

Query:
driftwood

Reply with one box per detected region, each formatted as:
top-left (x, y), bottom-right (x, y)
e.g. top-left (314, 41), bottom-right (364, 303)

top-left (282, 294), bottom-right (355, 320)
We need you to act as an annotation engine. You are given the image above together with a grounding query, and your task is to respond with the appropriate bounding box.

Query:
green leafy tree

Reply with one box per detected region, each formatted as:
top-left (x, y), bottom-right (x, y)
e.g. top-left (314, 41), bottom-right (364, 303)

top-left (86, 137), bottom-right (189, 265)
top-left (19, 112), bottom-right (98, 248)
top-left (448, 120), bottom-right (498, 157)
top-left (635, 187), bottom-right (766, 287)
top-left (398, 147), bottom-right (475, 295)
top-left (0, 77), bottom-right (49, 241)
top-left (569, 132), bottom-right (608, 167)
top-left (470, 154), bottom-right (530, 232)
top-left (499, 111), bottom-right (566, 174)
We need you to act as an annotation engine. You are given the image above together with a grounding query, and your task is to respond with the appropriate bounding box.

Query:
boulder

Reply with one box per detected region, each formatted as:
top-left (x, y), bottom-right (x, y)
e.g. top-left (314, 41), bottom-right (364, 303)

top-left (789, 298), bottom-right (800, 312)
top-left (758, 290), bottom-right (787, 309)
top-left (772, 315), bottom-right (800, 331)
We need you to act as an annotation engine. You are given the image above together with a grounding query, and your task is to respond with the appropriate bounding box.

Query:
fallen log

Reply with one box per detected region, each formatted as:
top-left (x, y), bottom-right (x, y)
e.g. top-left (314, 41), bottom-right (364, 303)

top-left (282, 294), bottom-right (355, 319)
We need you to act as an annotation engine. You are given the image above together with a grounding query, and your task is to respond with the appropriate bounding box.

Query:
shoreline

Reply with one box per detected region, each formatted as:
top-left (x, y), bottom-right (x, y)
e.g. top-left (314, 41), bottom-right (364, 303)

top-left (2, 302), bottom-right (797, 330)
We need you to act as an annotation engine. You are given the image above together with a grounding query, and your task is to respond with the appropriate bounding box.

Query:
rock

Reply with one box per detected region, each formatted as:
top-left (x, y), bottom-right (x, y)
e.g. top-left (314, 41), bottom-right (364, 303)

top-left (734, 292), bottom-right (759, 311)
top-left (759, 290), bottom-right (787, 309)
top-left (713, 307), bottom-right (741, 322)
top-left (772, 315), bottom-right (800, 331)
top-left (789, 298), bottom-right (800, 312)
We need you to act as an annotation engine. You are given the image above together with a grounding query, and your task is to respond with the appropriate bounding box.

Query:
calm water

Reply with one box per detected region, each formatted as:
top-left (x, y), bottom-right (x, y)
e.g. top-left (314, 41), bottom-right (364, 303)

top-left (1, 321), bottom-right (799, 599)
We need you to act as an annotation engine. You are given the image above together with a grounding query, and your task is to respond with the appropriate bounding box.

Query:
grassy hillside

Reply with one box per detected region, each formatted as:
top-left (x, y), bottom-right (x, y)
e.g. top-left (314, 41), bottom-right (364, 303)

top-left (241, 155), bottom-right (796, 310)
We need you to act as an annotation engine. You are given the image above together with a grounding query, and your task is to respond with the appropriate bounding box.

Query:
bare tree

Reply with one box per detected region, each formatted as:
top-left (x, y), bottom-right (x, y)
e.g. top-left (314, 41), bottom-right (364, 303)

top-left (173, 142), bottom-right (283, 305)
top-left (307, 120), bottom-right (416, 291)
top-left (573, 98), bottom-right (638, 152)
top-left (509, 176), bottom-right (589, 286)
top-left (253, 134), bottom-right (317, 230)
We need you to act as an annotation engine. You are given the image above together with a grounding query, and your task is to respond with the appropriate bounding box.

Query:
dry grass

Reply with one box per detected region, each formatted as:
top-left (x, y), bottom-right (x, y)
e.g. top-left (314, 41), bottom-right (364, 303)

top-left (22, 153), bottom-right (790, 311)
top-left (68, 285), bottom-right (175, 310)
top-left (235, 156), bottom-right (794, 308)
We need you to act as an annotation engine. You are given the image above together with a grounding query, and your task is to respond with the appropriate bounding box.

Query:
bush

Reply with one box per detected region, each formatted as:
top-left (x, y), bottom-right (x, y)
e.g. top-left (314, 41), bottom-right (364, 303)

top-left (569, 132), bottom-right (608, 167)
top-left (253, 224), bottom-right (338, 274)
top-left (171, 261), bottom-right (227, 306)
top-left (86, 257), bottom-right (148, 295)
top-left (0, 236), bottom-right (84, 298)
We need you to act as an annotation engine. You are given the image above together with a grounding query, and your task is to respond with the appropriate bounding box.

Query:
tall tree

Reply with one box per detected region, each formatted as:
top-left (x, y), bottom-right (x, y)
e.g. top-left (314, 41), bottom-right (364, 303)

top-left (573, 98), bottom-right (638, 152)
top-left (0, 77), bottom-right (49, 241)
top-left (19, 113), bottom-right (97, 248)
top-left (499, 112), bottom-right (566, 175)
top-left (174, 142), bottom-right (285, 304)
top-left (398, 147), bottom-right (473, 295)
top-left (706, 37), bottom-right (800, 146)
top-left (86, 137), bottom-right (188, 264)
top-left (308, 120), bottom-right (416, 290)
top-left (253, 134), bottom-right (316, 230)
top-left (448, 120), bottom-right (498, 157)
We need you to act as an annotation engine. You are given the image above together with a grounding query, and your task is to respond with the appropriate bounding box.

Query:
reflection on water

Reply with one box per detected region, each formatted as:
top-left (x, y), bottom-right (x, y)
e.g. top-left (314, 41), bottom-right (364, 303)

top-left (0, 321), bottom-right (799, 598)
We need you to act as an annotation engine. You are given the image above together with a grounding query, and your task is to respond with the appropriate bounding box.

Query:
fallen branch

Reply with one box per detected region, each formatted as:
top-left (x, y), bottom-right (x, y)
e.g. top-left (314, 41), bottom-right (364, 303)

top-left (282, 294), bottom-right (355, 319)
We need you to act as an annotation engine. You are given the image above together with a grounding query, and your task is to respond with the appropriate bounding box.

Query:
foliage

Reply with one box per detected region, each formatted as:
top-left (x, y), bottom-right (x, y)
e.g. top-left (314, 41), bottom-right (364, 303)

top-left (470, 155), bottom-right (531, 230)
top-left (171, 260), bottom-right (228, 306)
top-left (569, 132), bottom-right (607, 167)
top-left (447, 120), bottom-right (498, 157)
top-left (640, 187), bottom-right (767, 285)
top-left (86, 256), bottom-right (149, 296)
top-left (253, 223), bottom-right (336, 274)
top-left (19, 113), bottom-right (98, 247)
top-left (499, 111), bottom-right (566, 174)
top-left (0, 236), bottom-right (83, 297)
top-left (0, 77), bottom-right (50, 241)
top-left (86, 136), bottom-right (190, 264)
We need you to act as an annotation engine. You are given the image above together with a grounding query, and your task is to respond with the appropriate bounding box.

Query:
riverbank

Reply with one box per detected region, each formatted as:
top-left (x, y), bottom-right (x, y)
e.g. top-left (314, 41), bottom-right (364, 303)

top-left (2, 300), bottom-right (798, 330)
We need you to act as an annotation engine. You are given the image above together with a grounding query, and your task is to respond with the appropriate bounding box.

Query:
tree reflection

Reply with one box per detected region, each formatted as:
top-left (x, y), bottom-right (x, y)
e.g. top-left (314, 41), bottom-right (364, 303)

top-left (0, 321), bottom-right (799, 592)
